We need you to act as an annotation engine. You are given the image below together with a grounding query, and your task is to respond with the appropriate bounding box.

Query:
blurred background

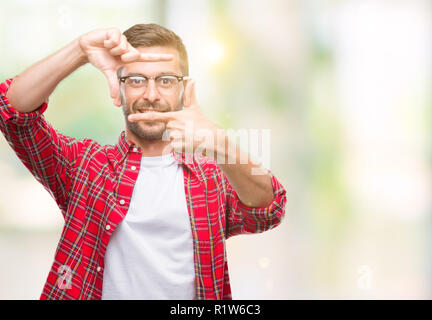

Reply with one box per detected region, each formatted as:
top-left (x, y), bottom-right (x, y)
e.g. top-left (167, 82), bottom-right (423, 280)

top-left (0, 0), bottom-right (431, 299)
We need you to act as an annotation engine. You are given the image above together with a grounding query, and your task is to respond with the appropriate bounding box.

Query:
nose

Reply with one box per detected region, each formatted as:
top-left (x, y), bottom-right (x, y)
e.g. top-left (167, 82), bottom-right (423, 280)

top-left (142, 79), bottom-right (160, 103)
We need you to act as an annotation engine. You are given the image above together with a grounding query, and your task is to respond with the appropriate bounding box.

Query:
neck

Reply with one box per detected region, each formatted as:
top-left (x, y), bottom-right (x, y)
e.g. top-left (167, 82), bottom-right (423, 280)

top-left (125, 129), bottom-right (172, 157)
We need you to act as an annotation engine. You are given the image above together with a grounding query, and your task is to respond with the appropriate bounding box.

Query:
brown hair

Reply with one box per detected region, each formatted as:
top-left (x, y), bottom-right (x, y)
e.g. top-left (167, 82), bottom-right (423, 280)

top-left (123, 23), bottom-right (189, 76)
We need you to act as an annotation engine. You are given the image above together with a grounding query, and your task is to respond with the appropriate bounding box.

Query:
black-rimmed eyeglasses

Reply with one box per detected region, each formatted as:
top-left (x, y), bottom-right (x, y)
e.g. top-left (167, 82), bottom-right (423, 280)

top-left (119, 74), bottom-right (188, 96)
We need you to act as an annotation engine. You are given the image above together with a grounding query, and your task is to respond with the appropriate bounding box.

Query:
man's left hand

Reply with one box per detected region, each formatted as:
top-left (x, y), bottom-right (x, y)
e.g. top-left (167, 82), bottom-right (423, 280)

top-left (127, 80), bottom-right (225, 158)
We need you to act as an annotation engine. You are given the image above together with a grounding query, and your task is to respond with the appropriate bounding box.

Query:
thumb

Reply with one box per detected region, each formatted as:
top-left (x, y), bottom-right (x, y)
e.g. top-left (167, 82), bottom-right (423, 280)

top-left (103, 69), bottom-right (120, 105)
top-left (183, 79), bottom-right (197, 108)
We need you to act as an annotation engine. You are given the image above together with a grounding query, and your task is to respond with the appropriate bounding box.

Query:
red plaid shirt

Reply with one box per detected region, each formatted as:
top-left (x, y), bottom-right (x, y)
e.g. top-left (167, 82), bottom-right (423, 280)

top-left (0, 77), bottom-right (286, 300)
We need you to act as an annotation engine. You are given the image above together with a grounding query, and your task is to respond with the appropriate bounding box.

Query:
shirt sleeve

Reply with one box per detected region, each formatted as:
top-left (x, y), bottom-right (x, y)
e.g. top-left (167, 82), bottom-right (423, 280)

top-left (0, 77), bottom-right (87, 218)
top-left (222, 168), bottom-right (287, 239)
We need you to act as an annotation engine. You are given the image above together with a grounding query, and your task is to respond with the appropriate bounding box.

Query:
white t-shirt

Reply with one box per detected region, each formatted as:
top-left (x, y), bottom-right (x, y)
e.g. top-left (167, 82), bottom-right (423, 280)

top-left (101, 153), bottom-right (196, 300)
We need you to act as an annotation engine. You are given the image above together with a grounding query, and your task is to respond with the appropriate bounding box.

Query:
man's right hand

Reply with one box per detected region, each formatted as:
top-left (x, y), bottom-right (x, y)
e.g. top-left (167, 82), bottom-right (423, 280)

top-left (79, 28), bottom-right (173, 107)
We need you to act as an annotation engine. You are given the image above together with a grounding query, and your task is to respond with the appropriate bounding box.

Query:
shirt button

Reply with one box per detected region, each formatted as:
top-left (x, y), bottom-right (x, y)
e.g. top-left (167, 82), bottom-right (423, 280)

top-left (97, 266), bottom-right (102, 272)
top-left (131, 165), bottom-right (137, 171)
top-left (105, 224), bottom-right (111, 231)
top-left (119, 199), bottom-right (125, 205)
top-left (133, 147), bottom-right (139, 152)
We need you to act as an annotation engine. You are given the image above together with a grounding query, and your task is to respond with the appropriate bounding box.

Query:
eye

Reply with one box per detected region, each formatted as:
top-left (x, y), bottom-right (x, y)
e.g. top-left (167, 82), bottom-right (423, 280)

top-left (157, 76), bottom-right (176, 87)
top-left (126, 77), bottom-right (146, 86)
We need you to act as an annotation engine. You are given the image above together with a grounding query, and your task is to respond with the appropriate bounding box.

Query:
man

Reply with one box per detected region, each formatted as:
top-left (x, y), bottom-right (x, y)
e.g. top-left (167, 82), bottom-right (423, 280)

top-left (0, 24), bottom-right (286, 300)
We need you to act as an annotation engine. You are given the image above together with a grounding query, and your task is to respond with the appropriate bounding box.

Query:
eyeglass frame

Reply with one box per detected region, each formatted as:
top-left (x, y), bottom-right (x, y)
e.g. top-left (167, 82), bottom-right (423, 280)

top-left (118, 73), bottom-right (189, 96)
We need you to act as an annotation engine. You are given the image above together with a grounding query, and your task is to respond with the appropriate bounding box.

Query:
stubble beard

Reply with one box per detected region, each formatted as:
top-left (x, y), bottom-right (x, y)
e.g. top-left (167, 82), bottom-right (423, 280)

top-left (122, 97), bottom-right (182, 141)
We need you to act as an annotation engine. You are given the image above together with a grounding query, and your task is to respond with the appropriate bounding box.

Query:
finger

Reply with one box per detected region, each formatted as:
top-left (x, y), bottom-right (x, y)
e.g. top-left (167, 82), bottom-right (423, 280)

top-left (109, 35), bottom-right (128, 56)
top-left (168, 130), bottom-right (188, 151)
top-left (120, 51), bottom-right (141, 63)
top-left (120, 43), bottom-right (141, 62)
top-left (113, 95), bottom-right (121, 107)
top-left (104, 29), bottom-right (121, 49)
top-left (140, 53), bottom-right (174, 62)
top-left (128, 111), bottom-right (177, 122)
top-left (183, 79), bottom-right (197, 108)
top-left (168, 129), bottom-right (184, 140)
top-left (166, 120), bottom-right (184, 130)
top-left (103, 69), bottom-right (119, 100)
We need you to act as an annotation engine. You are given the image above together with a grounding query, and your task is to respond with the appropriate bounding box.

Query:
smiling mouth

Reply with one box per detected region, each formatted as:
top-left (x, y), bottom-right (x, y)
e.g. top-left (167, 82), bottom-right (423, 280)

top-left (135, 108), bottom-right (160, 113)
top-left (135, 108), bottom-right (156, 113)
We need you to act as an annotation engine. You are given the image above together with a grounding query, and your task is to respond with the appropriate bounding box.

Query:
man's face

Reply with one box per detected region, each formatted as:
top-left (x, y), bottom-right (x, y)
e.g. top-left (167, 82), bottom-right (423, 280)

top-left (120, 46), bottom-right (185, 140)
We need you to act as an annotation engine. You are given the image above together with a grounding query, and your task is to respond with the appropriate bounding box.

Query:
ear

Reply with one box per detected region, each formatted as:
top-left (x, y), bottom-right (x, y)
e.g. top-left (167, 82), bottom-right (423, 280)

top-left (183, 79), bottom-right (197, 108)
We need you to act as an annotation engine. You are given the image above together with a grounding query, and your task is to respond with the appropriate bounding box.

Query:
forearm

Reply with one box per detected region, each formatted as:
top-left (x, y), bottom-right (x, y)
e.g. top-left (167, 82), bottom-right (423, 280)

top-left (5, 38), bottom-right (88, 113)
top-left (216, 135), bottom-right (275, 208)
